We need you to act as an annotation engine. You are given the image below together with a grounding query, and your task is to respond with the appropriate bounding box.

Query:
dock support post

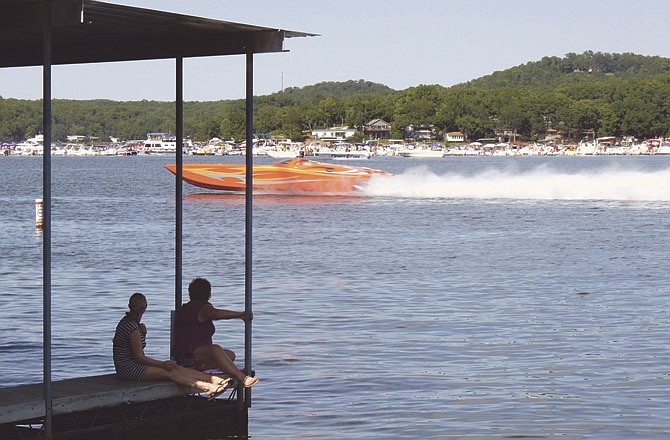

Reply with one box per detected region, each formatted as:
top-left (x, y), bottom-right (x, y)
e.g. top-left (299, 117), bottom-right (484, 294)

top-left (244, 47), bottom-right (254, 407)
top-left (42, 1), bottom-right (53, 438)
top-left (172, 56), bottom-right (184, 357)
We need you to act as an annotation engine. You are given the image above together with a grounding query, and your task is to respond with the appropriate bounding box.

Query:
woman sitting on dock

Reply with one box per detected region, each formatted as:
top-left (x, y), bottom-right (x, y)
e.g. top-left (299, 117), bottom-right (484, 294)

top-left (113, 292), bottom-right (231, 399)
top-left (173, 277), bottom-right (259, 388)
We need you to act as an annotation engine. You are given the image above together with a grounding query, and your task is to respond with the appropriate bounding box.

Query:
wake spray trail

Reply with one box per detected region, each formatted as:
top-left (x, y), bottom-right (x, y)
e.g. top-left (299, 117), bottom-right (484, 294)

top-left (361, 165), bottom-right (670, 202)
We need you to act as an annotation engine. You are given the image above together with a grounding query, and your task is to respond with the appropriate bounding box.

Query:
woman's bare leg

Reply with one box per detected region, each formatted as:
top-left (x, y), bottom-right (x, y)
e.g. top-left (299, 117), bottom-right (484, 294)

top-left (223, 348), bottom-right (236, 361)
top-left (141, 365), bottom-right (230, 394)
top-left (193, 344), bottom-right (258, 387)
top-left (194, 344), bottom-right (245, 381)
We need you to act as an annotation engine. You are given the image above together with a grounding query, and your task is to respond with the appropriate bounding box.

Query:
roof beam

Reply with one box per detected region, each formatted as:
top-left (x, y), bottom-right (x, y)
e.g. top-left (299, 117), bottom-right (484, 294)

top-left (0, 30), bottom-right (286, 67)
top-left (1, 0), bottom-right (83, 29)
top-left (0, 1), bottom-right (313, 68)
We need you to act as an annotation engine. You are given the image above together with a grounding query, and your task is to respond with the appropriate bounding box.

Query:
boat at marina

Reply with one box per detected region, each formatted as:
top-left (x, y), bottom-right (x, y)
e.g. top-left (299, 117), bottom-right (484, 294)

top-left (656, 140), bottom-right (670, 155)
top-left (313, 142), bottom-right (372, 160)
top-left (396, 145), bottom-right (445, 158)
top-left (143, 132), bottom-right (194, 154)
top-left (316, 149), bottom-right (372, 160)
top-left (143, 132), bottom-right (176, 154)
top-left (264, 140), bottom-right (304, 158)
top-left (164, 158), bottom-right (392, 194)
top-left (329, 151), bottom-right (372, 160)
top-left (14, 135), bottom-right (43, 155)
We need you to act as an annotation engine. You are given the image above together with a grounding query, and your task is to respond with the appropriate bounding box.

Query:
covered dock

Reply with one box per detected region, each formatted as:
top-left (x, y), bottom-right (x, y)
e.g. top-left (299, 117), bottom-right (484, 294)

top-left (0, 1), bottom-right (312, 438)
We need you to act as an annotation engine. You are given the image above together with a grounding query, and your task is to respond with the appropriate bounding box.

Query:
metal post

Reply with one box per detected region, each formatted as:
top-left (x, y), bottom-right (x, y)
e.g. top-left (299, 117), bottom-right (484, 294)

top-left (42, 1), bottom-right (53, 438)
top-left (244, 48), bottom-right (254, 406)
top-left (172, 57), bottom-right (184, 357)
top-left (175, 57), bottom-right (183, 306)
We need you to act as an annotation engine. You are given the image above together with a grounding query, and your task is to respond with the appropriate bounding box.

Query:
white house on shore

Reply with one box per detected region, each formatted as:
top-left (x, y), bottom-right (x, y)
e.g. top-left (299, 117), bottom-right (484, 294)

top-left (405, 124), bottom-right (438, 141)
top-left (446, 132), bottom-right (465, 142)
top-left (311, 126), bottom-right (358, 142)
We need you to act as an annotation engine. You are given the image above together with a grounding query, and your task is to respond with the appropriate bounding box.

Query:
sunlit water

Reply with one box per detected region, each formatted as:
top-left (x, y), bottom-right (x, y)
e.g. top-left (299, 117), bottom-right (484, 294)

top-left (1, 155), bottom-right (669, 439)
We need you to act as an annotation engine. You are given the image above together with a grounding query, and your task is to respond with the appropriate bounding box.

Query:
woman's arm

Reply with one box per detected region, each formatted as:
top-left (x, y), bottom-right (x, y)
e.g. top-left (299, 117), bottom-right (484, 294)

top-left (129, 329), bottom-right (174, 369)
top-left (198, 302), bottom-right (247, 322)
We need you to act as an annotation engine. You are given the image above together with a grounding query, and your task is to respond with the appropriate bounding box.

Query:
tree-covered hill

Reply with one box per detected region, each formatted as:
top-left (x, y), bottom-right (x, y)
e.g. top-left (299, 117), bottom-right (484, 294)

top-left (463, 51), bottom-right (670, 89)
top-left (270, 79), bottom-right (395, 104)
top-left (1, 52), bottom-right (669, 143)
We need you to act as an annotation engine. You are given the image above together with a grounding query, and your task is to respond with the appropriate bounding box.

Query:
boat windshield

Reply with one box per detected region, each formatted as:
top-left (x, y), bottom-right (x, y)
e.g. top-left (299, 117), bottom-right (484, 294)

top-left (277, 158), bottom-right (312, 167)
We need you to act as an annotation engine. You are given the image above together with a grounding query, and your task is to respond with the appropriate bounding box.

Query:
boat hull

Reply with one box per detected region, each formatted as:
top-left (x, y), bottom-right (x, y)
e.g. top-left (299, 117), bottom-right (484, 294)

top-left (164, 158), bottom-right (391, 194)
top-left (397, 149), bottom-right (444, 158)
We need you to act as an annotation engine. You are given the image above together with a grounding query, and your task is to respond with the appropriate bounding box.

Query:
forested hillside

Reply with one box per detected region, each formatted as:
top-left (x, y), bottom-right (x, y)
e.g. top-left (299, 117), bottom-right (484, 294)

top-left (464, 51), bottom-right (670, 89)
top-left (1, 52), bottom-right (669, 143)
top-left (271, 79), bottom-right (395, 104)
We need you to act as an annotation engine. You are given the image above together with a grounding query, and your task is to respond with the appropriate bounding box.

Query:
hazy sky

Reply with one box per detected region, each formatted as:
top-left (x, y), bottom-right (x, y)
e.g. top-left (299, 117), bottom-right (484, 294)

top-left (1, 0), bottom-right (669, 101)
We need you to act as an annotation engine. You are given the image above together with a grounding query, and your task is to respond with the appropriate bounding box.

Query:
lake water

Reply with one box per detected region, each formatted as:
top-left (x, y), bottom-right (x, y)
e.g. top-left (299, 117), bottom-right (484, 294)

top-left (1, 154), bottom-right (669, 439)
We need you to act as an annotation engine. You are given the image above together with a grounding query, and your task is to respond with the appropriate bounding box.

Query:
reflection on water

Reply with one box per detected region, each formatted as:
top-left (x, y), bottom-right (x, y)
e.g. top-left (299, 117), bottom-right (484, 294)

top-left (184, 193), bottom-right (367, 206)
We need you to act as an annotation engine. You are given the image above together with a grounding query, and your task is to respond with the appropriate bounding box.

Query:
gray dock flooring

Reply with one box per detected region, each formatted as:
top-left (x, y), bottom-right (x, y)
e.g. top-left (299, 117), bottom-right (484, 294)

top-left (0, 374), bottom-right (192, 425)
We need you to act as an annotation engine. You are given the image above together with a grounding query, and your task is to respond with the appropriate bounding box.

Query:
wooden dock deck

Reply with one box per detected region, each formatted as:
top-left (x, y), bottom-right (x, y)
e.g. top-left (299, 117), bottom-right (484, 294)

top-left (0, 374), bottom-right (246, 439)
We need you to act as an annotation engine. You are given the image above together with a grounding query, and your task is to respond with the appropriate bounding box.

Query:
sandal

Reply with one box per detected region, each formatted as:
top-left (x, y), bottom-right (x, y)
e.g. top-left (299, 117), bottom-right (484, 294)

top-left (243, 376), bottom-right (259, 388)
top-left (207, 378), bottom-right (232, 401)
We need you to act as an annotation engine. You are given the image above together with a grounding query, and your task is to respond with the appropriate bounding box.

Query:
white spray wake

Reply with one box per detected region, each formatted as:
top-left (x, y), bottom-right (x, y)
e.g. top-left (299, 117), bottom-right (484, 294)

top-left (362, 165), bottom-right (670, 201)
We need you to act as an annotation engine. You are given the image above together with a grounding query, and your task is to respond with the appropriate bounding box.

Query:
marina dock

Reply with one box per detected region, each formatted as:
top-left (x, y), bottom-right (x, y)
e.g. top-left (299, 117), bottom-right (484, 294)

top-left (0, 374), bottom-right (246, 439)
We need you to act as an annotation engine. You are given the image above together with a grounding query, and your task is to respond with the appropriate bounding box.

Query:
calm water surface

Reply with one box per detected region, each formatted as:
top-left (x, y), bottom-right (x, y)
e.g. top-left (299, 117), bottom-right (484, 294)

top-left (1, 155), bottom-right (669, 439)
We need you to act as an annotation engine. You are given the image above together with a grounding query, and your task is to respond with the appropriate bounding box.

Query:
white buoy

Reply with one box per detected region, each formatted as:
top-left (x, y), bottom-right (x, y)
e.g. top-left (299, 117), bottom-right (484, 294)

top-left (35, 198), bottom-right (44, 229)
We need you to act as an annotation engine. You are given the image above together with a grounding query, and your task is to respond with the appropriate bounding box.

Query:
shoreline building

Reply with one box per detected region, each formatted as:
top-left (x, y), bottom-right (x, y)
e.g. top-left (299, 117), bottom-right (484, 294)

top-left (363, 119), bottom-right (391, 140)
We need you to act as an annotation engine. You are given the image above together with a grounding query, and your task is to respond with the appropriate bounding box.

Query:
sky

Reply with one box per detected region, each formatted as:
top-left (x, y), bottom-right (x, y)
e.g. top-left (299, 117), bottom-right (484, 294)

top-left (1, 0), bottom-right (669, 101)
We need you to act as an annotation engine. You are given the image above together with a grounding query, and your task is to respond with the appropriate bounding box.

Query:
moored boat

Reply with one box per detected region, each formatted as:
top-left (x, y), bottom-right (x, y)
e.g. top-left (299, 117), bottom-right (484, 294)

top-left (264, 140), bottom-right (304, 158)
top-left (656, 140), bottom-right (670, 155)
top-left (396, 145), bottom-right (444, 158)
top-left (164, 158), bottom-right (392, 194)
top-left (316, 149), bottom-right (371, 160)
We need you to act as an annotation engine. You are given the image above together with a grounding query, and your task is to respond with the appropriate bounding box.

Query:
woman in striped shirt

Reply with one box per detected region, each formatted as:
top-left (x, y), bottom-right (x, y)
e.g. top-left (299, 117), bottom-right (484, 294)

top-left (113, 292), bottom-right (231, 398)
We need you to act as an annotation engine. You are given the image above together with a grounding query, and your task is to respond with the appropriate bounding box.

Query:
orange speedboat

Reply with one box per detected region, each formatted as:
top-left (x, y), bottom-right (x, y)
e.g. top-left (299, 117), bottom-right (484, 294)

top-left (164, 158), bottom-right (392, 194)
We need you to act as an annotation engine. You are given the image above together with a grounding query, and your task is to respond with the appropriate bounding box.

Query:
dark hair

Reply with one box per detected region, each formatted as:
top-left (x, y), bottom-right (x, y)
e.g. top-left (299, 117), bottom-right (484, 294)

top-left (126, 292), bottom-right (146, 320)
top-left (188, 277), bottom-right (211, 301)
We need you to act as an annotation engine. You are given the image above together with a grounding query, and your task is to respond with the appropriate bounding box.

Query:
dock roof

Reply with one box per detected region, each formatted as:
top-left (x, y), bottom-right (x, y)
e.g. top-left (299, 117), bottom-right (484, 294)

top-left (0, 0), bottom-right (314, 68)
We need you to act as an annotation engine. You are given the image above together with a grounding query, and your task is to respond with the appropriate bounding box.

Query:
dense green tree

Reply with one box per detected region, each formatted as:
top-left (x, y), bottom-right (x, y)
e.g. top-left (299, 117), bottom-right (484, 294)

top-left (316, 97), bottom-right (345, 128)
top-left (277, 106), bottom-right (304, 140)
top-left (219, 111), bottom-right (245, 142)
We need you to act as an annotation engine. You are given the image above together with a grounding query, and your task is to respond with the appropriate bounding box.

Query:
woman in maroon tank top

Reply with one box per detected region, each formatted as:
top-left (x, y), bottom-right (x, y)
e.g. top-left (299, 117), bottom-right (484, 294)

top-left (174, 277), bottom-right (259, 388)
